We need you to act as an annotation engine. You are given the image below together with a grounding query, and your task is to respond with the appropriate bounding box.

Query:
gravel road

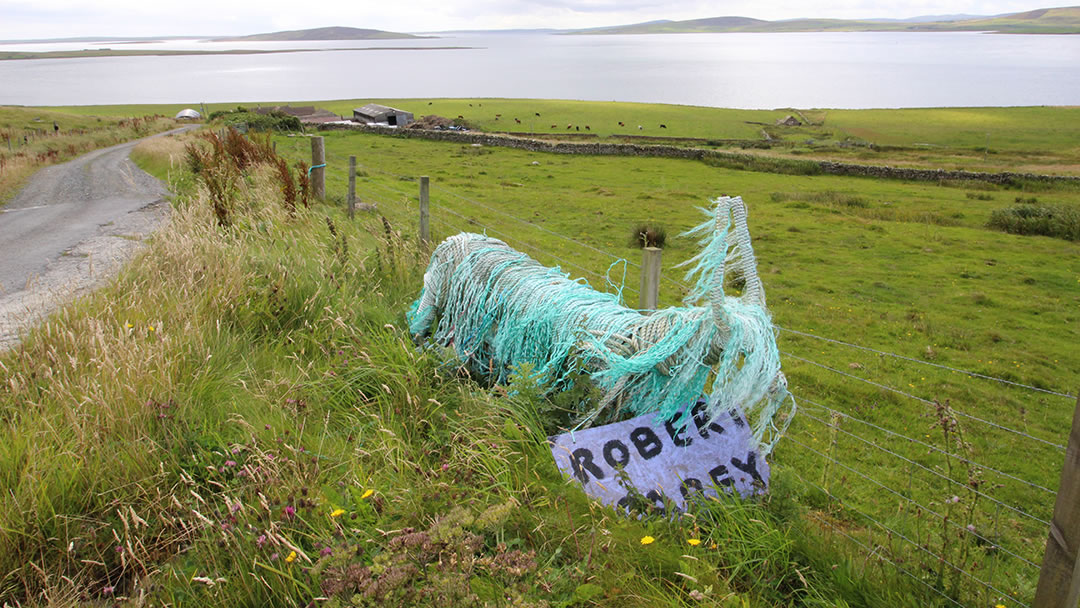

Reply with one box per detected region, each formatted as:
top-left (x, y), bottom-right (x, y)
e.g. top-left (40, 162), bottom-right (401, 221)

top-left (0, 127), bottom-right (190, 350)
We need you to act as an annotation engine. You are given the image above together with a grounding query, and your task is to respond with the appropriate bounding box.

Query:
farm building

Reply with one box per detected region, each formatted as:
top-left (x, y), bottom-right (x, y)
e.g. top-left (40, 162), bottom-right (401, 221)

top-left (353, 104), bottom-right (413, 127)
top-left (174, 108), bottom-right (201, 120)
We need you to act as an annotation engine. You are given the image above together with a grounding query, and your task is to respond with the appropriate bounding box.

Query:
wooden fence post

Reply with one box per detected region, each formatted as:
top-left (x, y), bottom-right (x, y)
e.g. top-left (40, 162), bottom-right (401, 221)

top-left (348, 156), bottom-right (356, 220)
top-left (311, 136), bottom-right (325, 201)
top-left (1034, 390), bottom-right (1080, 608)
top-left (419, 176), bottom-right (430, 245)
top-left (639, 246), bottom-right (662, 310)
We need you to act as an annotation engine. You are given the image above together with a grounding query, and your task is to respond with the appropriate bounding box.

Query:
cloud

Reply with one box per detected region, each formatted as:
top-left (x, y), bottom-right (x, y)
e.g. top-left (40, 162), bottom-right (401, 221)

top-left (0, 0), bottom-right (1062, 40)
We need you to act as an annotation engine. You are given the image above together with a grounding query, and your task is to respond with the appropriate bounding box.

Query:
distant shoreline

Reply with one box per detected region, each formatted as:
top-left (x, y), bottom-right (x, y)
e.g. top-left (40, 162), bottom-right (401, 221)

top-left (0, 46), bottom-right (477, 61)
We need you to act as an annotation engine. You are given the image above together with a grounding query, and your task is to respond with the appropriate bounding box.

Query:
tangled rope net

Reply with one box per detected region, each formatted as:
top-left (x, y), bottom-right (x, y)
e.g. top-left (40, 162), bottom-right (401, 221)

top-left (408, 196), bottom-right (795, 455)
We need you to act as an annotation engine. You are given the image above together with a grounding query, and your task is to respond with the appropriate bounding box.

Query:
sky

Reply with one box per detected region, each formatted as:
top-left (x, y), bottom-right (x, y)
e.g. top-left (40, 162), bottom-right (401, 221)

top-left (0, 0), bottom-right (1065, 40)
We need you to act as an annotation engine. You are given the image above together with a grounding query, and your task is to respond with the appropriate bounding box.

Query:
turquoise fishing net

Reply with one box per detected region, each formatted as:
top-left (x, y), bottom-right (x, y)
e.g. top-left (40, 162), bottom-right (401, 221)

top-left (408, 196), bottom-right (795, 455)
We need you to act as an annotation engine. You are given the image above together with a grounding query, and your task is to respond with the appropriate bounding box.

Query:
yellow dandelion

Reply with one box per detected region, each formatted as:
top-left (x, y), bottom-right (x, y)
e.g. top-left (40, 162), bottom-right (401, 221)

top-left (361, 489), bottom-right (374, 499)
top-left (640, 535), bottom-right (655, 545)
top-left (330, 508), bottom-right (345, 518)
top-left (125, 322), bottom-right (133, 329)
top-left (995, 605), bottom-right (1005, 608)
top-left (148, 325), bottom-right (155, 332)
top-left (285, 550), bottom-right (296, 563)
top-left (687, 538), bottom-right (702, 546)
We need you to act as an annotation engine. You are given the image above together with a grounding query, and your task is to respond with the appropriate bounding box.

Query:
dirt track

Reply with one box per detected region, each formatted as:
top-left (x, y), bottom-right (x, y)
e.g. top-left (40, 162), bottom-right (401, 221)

top-left (0, 127), bottom-right (189, 350)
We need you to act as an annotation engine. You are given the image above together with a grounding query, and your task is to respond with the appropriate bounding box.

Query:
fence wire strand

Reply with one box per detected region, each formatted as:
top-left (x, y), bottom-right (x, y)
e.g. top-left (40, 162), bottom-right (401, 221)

top-left (779, 326), bottom-right (1075, 400)
top-left (783, 352), bottom-right (1066, 452)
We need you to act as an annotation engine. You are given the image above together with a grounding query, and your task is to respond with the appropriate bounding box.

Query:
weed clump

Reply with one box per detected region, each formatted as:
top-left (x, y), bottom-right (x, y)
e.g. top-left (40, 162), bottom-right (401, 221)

top-left (628, 223), bottom-right (667, 248)
top-left (986, 203), bottom-right (1080, 241)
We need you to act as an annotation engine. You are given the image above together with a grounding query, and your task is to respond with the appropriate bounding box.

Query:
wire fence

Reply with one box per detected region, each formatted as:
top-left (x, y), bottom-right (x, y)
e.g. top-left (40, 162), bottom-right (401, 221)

top-left (320, 151), bottom-right (1075, 608)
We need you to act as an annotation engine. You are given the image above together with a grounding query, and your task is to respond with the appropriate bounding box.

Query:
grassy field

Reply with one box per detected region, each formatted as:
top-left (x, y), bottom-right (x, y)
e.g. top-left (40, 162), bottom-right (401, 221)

top-left (1, 103), bottom-right (1077, 606)
top-left (0, 106), bottom-right (178, 203)
top-left (43, 100), bottom-right (1080, 176)
top-left (0, 130), bottom-right (920, 607)
top-left (270, 128), bottom-right (1079, 604)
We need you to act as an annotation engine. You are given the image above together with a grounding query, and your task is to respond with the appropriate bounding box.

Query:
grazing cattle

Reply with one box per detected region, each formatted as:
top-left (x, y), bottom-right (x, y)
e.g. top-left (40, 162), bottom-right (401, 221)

top-left (660, 124), bottom-right (667, 129)
top-left (575, 126), bottom-right (580, 131)
top-left (638, 125), bottom-right (643, 130)
top-left (618, 121), bottom-right (625, 127)
top-left (515, 118), bottom-right (521, 124)
top-left (535, 112), bottom-right (541, 117)
top-left (567, 124), bottom-right (572, 129)
top-left (428, 102), bottom-right (433, 105)
top-left (551, 124), bottom-right (557, 129)
top-left (457, 115), bottom-right (464, 119)
top-left (585, 125), bottom-right (590, 131)
top-left (469, 103), bottom-right (473, 107)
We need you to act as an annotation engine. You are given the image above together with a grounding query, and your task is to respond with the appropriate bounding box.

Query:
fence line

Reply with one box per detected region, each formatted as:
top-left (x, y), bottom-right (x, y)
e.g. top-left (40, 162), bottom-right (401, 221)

top-left (784, 440), bottom-right (1029, 608)
top-left (329, 155), bottom-right (1071, 607)
top-left (796, 402), bottom-right (1050, 555)
top-left (802, 507), bottom-right (969, 608)
top-left (795, 394), bottom-right (1056, 496)
top-left (429, 205), bottom-right (636, 297)
top-left (784, 352), bottom-right (1066, 451)
top-left (779, 325), bottom-right (1075, 400)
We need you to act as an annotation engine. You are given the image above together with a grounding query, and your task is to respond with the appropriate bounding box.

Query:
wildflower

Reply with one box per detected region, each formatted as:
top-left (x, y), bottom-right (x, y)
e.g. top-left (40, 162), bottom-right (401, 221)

top-left (224, 460), bottom-right (237, 468)
top-left (256, 534), bottom-right (267, 548)
top-left (269, 552), bottom-right (278, 561)
top-left (687, 538), bottom-right (702, 546)
top-left (148, 325), bottom-right (155, 332)
top-left (361, 489), bottom-right (374, 500)
top-left (283, 505), bottom-right (296, 520)
top-left (103, 586), bottom-right (115, 595)
top-left (330, 508), bottom-right (345, 518)
top-left (320, 546), bottom-right (333, 557)
top-left (967, 524), bottom-right (977, 533)
top-left (124, 323), bottom-right (133, 329)
top-left (640, 535), bottom-right (655, 545)
top-left (285, 550), bottom-right (297, 563)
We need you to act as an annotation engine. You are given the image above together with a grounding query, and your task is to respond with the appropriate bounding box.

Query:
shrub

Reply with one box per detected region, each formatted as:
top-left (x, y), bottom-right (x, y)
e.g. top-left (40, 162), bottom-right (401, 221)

top-left (628, 223), bottom-right (666, 248)
top-left (986, 204), bottom-right (1080, 241)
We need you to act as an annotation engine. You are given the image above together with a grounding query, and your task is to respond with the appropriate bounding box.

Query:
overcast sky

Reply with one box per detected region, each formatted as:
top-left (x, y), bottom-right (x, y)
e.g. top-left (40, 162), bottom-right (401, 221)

top-left (0, 0), bottom-right (1063, 40)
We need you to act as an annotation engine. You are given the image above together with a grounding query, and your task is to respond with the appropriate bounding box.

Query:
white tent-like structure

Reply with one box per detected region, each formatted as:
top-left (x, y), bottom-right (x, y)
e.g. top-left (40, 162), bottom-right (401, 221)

top-left (174, 108), bottom-right (202, 120)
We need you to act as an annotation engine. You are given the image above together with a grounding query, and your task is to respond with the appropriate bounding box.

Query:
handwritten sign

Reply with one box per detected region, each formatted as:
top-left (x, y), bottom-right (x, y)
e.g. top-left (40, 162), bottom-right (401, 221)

top-left (549, 401), bottom-right (769, 513)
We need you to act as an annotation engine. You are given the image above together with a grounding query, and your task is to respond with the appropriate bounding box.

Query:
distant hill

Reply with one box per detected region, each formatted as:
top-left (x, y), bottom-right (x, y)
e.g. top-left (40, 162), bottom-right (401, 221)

top-left (575, 6), bottom-right (1080, 35)
top-left (213, 26), bottom-right (426, 41)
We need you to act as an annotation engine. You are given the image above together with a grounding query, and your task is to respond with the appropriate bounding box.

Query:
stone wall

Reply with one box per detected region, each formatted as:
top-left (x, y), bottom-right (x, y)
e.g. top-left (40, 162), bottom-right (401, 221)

top-left (319, 123), bottom-right (1080, 186)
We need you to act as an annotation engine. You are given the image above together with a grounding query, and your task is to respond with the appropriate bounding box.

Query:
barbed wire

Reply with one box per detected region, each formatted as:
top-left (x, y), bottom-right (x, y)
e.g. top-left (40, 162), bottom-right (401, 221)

top-left (779, 326), bottom-right (1075, 400)
top-left (783, 352), bottom-right (1066, 452)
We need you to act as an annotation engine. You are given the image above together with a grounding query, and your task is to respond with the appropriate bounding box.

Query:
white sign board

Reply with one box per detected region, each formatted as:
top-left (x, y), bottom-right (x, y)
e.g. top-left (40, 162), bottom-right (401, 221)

top-left (549, 400), bottom-right (769, 513)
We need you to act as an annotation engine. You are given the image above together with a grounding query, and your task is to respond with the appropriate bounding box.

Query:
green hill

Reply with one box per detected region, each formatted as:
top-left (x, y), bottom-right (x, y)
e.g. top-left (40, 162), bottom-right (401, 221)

top-left (578, 6), bottom-right (1080, 34)
top-left (214, 26), bottom-right (425, 41)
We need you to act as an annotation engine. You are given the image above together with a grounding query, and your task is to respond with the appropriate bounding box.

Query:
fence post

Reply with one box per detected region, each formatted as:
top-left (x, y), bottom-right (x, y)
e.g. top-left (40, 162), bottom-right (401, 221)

top-left (348, 155), bottom-right (356, 220)
top-left (419, 175), bottom-right (430, 245)
top-left (1034, 390), bottom-right (1080, 608)
top-left (311, 136), bottom-right (325, 201)
top-left (639, 246), bottom-right (662, 310)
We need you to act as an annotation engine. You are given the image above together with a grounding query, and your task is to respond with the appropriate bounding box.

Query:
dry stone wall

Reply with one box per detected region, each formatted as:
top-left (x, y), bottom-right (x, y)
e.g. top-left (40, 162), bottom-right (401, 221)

top-left (320, 123), bottom-right (1080, 186)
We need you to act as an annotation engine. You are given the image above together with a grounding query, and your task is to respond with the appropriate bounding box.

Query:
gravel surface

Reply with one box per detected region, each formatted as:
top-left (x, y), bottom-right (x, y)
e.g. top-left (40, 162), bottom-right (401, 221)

top-left (0, 128), bottom-right (188, 350)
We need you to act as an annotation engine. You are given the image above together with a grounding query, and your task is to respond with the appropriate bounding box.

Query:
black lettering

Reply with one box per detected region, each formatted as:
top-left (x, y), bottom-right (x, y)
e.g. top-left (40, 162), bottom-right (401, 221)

top-left (709, 463), bottom-right (734, 488)
top-left (728, 408), bottom-right (747, 428)
top-left (645, 489), bottom-right (668, 515)
top-left (664, 417), bottom-right (693, 447)
top-left (570, 448), bottom-right (604, 483)
top-left (680, 478), bottom-right (704, 501)
top-left (602, 439), bottom-right (630, 469)
top-left (691, 401), bottom-right (725, 439)
top-left (730, 451), bottom-right (763, 483)
top-left (630, 427), bottom-right (663, 460)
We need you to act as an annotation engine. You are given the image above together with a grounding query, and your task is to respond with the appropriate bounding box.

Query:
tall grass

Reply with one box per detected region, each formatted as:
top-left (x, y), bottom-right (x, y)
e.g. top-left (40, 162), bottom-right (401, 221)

top-left (986, 203), bottom-right (1080, 241)
top-left (0, 109), bottom-right (177, 202)
top-left (0, 128), bottom-right (946, 606)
